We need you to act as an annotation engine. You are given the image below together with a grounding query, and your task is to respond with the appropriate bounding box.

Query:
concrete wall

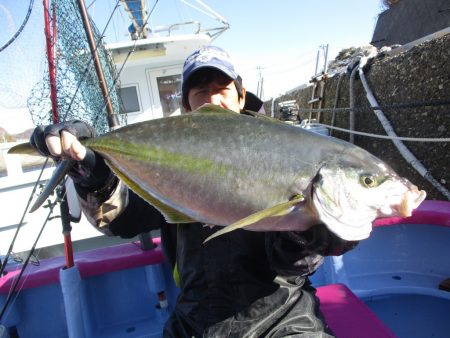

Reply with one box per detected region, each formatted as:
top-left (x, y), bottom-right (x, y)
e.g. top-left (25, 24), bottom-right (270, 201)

top-left (371, 0), bottom-right (450, 47)
top-left (264, 33), bottom-right (450, 201)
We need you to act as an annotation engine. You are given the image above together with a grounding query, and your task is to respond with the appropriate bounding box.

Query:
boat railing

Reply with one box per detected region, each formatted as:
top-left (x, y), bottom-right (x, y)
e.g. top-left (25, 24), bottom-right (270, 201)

top-left (0, 142), bottom-right (52, 187)
top-left (152, 20), bottom-right (229, 40)
top-left (167, 21), bottom-right (201, 35)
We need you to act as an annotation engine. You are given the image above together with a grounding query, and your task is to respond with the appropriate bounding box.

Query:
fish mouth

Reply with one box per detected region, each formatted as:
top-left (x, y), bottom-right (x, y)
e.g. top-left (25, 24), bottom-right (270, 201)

top-left (397, 186), bottom-right (426, 217)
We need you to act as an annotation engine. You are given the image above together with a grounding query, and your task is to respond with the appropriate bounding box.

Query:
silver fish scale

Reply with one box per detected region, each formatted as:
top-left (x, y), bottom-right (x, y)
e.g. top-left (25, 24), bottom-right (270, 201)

top-left (87, 110), bottom-right (382, 230)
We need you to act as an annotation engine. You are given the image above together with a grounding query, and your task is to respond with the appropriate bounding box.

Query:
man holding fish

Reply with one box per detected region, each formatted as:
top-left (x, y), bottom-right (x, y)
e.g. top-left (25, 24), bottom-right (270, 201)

top-left (29, 46), bottom-right (425, 337)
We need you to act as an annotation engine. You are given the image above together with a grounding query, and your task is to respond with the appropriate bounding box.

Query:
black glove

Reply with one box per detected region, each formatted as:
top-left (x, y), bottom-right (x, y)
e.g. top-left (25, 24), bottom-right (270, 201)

top-left (30, 120), bottom-right (115, 197)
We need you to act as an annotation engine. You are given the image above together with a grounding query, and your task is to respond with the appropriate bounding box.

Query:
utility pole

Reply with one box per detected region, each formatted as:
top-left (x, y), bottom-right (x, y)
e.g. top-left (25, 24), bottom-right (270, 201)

top-left (256, 66), bottom-right (265, 100)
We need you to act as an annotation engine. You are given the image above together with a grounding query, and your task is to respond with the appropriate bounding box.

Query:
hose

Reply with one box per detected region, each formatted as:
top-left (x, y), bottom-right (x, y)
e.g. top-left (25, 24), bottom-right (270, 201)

top-left (358, 57), bottom-right (450, 200)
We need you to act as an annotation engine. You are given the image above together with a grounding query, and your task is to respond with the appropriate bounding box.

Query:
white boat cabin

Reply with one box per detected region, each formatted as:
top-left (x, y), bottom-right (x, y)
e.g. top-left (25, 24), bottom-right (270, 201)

top-left (109, 31), bottom-right (211, 124)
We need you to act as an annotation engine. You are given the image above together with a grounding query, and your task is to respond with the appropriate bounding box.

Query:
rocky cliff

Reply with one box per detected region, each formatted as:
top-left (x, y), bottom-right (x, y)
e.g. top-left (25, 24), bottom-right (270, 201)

top-left (265, 33), bottom-right (450, 200)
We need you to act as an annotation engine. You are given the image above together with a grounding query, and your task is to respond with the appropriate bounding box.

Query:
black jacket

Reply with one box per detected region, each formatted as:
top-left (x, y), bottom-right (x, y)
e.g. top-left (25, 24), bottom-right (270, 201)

top-left (109, 191), bottom-right (357, 337)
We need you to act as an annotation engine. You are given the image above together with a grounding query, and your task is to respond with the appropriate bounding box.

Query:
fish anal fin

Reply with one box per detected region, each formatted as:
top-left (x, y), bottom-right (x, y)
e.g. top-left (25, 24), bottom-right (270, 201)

top-left (203, 194), bottom-right (304, 243)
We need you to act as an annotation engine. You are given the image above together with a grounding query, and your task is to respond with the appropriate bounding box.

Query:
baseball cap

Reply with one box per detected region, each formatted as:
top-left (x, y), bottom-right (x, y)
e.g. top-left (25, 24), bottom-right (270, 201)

top-left (182, 46), bottom-right (239, 90)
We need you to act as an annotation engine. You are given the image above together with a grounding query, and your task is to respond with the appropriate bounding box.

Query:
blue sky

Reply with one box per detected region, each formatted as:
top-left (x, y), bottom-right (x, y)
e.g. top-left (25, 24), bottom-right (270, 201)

top-left (0, 0), bottom-right (385, 126)
top-left (89, 0), bottom-right (385, 98)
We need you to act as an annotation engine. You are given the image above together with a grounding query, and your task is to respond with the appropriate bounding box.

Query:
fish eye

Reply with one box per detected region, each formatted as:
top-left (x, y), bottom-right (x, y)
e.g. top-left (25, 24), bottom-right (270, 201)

top-left (360, 174), bottom-right (378, 188)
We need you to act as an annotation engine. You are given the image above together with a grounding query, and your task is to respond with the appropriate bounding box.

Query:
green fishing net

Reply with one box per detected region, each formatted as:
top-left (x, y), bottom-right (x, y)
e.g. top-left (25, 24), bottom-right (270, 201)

top-left (27, 0), bottom-right (125, 135)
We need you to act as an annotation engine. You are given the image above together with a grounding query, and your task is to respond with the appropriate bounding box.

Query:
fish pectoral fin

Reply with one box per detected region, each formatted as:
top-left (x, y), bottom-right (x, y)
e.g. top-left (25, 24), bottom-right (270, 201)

top-left (108, 161), bottom-right (195, 224)
top-left (203, 194), bottom-right (304, 243)
top-left (8, 142), bottom-right (41, 156)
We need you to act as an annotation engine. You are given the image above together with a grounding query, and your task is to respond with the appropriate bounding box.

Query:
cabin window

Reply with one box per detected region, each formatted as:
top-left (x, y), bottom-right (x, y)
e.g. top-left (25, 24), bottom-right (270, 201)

top-left (118, 85), bottom-right (141, 113)
top-left (156, 74), bottom-right (182, 116)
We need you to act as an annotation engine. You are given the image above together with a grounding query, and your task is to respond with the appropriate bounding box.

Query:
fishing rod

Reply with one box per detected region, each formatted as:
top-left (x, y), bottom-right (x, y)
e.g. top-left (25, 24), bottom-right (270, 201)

top-left (0, 0), bottom-right (125, 323)
top-left (0, 1), bottom-right (127, 316)
top-left (77, 0), bottom-right (153, 251)
top-left (77, 0), bottom-right (159, 249)
top-left (29, 0), bottom-right (122, 269)
top-left (12, 0), bottom-right (161, 248)
top-left (25, 1), bottom-right (124, 213)
top-left (0, 197), bottom-right (59, 321)
top-left (0, 159), bottom-right (49, 277)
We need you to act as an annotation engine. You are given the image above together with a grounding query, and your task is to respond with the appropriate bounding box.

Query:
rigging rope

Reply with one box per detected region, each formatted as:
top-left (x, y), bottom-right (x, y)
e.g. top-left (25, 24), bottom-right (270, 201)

top-left (316, 123), bottom-right (450, 142)
top-left (0, 0), bottom-right (35, 53)
top-left (292, 98), bottom-right (450, 114)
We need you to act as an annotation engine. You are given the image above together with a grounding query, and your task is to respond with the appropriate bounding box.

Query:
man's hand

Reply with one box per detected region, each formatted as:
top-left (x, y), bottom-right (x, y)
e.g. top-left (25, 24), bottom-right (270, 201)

top-left (30, 120), bottom-right (95, 161)
top-left (30, 121), bottom-right (114, 193)
top-left (46, 131), bottom-right (87, 161)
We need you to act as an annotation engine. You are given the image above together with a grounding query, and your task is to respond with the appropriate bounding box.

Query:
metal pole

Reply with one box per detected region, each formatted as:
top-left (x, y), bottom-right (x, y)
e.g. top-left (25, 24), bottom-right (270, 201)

top-left (323, 44), bottom-right (329, 74)
top-left (43, 0), bottom-right (58, 124)
top-left (314, 49), bottom-right (320, 77)
top-left (77, 0), bottom-right (155, 250)
top-left (43, 0), bottom-right (75, 268)
top-left (76, 0), bottom-right (119, 129)
top-left (59, 186), bottom-right (75, 268)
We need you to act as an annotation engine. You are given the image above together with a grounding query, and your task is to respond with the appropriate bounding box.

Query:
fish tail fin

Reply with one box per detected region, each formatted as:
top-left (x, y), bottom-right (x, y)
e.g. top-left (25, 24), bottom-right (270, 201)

top-left (7, 142), bottom-right (40, 156)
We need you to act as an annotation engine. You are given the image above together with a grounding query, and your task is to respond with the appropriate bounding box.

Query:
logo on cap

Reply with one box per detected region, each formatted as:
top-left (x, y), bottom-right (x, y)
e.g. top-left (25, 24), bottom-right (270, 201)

top-left (184, 46), bottom-right (233, 67)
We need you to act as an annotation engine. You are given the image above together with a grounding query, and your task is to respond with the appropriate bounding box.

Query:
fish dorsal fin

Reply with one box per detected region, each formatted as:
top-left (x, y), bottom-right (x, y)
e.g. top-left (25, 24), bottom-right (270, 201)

top-left (194, 103), bottom-right (236, 115)
top-left (204, 194), bottom-right (305, 243)
top-left (107, 160), bottom-right (195, 224)
top-left (194, 103), bottom-right (286, 126)
top-left (8, 142), bottom-right (41, 156)
top-left (194, 104), bottom-right (285, 126)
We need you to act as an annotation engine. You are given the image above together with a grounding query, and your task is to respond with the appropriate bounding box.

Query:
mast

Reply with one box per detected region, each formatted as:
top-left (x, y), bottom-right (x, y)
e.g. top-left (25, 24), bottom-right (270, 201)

top-left (121, 0), bottom-right (148, 40)
top-left (76, 0), bottom-right (119, 129)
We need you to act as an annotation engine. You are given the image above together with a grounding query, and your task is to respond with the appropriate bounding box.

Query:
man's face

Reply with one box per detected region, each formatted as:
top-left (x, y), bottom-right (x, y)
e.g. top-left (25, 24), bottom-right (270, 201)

top-left (186, 70), bottom-right (245, 113)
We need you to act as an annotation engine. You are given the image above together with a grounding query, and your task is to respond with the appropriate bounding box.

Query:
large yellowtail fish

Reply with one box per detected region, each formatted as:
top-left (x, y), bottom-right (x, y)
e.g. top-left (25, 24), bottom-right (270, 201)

top-left (13, 104), bottom-right (426, 242)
